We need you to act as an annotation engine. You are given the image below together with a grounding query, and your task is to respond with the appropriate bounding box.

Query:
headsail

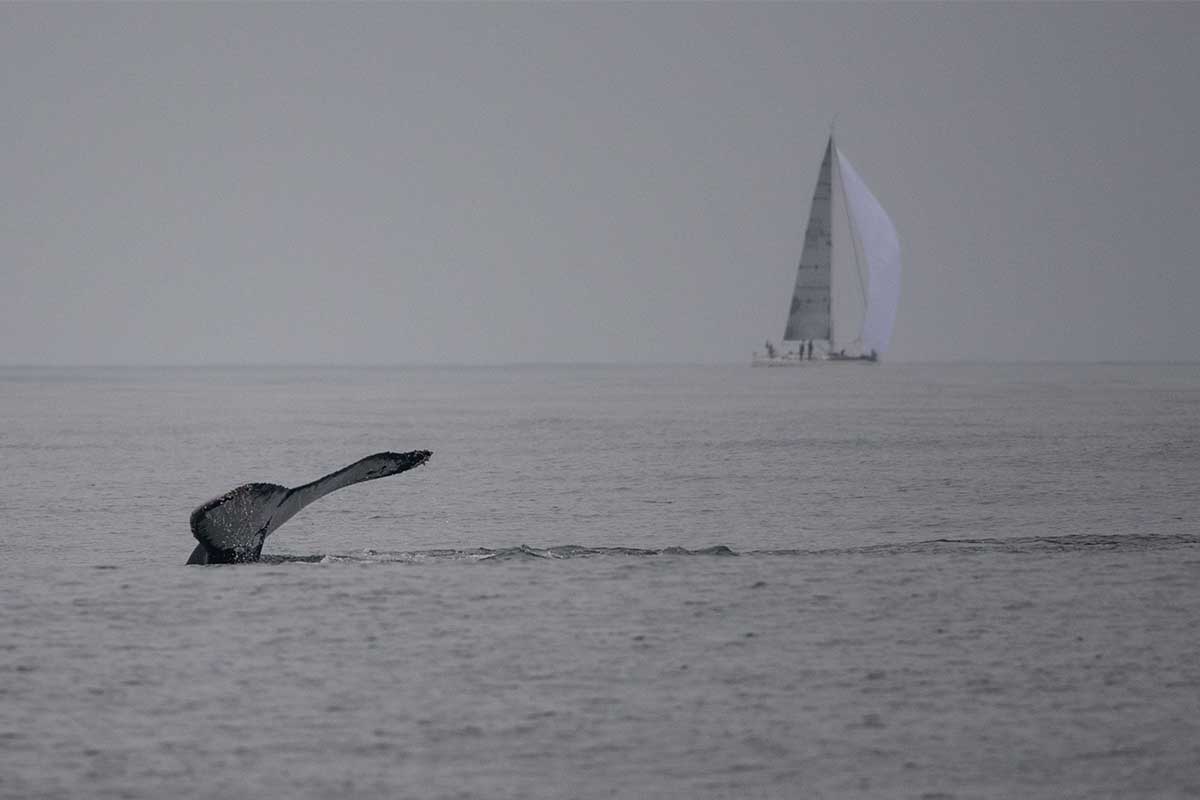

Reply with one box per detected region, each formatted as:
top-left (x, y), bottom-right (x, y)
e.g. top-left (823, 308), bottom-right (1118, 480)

top-left (783, 138), bottom-right (833, 342)
top-left (835, 147), bottom-right (901, 355)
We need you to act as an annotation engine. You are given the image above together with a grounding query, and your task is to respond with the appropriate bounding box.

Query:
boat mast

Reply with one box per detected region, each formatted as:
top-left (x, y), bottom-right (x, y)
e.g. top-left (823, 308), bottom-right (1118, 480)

top-left (828, 121), bottom-right (836, 350)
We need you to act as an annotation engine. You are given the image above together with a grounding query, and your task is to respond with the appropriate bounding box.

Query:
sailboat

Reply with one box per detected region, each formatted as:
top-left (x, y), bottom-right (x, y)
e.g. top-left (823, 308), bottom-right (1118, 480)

top-left (752, 132), bottom-right (901, 366)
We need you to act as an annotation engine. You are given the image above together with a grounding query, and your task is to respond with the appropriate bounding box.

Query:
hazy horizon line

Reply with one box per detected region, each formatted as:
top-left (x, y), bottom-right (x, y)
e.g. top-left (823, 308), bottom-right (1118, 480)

top-left (3, 359), bottom-right (1198, 369)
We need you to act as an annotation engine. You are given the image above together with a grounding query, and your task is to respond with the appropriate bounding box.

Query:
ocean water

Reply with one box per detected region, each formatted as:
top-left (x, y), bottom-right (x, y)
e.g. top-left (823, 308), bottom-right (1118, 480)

top-left (2, 363), bottom-right (1199, 799)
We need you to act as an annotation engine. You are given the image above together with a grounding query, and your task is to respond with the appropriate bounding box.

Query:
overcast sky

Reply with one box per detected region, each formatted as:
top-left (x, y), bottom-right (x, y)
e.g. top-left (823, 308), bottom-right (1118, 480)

top-left (2, 2), bottom-right (1197, 364)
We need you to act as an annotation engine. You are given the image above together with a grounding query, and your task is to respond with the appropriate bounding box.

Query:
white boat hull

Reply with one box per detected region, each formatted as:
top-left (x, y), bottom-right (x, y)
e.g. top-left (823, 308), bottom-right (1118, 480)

top-left (751, 353), bottom-right (877, 367)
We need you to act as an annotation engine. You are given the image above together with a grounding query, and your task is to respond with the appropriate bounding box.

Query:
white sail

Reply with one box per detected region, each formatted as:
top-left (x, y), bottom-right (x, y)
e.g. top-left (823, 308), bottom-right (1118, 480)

top-left (835, 147), bottom-right (901, 355)
top-left (783, 138), bottom-right (833, 342)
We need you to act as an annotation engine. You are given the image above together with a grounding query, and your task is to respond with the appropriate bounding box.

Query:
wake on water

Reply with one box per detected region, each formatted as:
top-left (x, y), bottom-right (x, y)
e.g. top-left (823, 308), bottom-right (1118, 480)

top-left (251, 533), bottom-right (1200, 565)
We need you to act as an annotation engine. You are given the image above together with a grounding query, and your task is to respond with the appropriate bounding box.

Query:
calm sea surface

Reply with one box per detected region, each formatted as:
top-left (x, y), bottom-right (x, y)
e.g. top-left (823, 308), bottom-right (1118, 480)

top-left (2, 364), bottom-right (1199, 799)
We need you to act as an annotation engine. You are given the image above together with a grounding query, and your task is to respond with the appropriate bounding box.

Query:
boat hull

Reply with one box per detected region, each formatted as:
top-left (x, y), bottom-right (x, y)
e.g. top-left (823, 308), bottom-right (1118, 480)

top-left (751, 354), bottom-right (877, 367)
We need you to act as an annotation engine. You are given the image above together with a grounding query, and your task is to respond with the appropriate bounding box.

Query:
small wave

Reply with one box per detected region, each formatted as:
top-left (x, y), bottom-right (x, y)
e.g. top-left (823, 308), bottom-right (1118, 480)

top-left (764, 532), bottom-right (1200, 558)
top-left (261, 544), bottom-right (740, 564)
top-left (256, 534), bottom-right (1196, 565)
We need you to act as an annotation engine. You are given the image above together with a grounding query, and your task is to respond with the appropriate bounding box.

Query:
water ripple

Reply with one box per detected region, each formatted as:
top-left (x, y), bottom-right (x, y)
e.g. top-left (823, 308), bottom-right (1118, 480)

top-left (253, 534), bottom-right (1198, 565)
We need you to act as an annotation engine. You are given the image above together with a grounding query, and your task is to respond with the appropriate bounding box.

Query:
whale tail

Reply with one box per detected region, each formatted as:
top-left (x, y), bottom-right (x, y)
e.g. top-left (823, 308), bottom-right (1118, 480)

top-left (188, 450), bottom-right (432, 564)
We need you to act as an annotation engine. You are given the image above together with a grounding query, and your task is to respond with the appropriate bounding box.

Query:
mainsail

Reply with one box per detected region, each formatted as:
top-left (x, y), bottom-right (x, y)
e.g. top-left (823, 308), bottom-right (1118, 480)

top-left (836, 146), bottom-right (901, 355)
top-left (783, 139), bottom-right (833, 343)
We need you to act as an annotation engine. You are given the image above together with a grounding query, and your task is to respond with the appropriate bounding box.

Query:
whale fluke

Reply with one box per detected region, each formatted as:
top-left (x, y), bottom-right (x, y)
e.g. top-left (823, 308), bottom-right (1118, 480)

top-left (186, 450), bottom-right (432, 565)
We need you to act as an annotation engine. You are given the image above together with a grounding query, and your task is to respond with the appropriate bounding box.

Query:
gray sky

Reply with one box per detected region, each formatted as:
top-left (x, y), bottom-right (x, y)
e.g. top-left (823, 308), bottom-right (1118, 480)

top-left (2, 2), bottom-right (1197, 364)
